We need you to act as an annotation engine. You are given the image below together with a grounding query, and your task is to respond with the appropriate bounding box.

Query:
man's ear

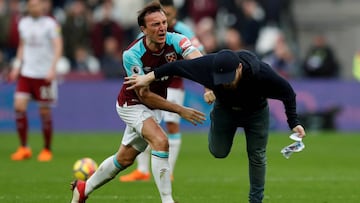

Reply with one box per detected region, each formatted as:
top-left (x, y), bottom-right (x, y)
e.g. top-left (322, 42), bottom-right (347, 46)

top-left (140, 26), bottom-right (146, 34)
top-left (237, 63), bottom-right (243, 76)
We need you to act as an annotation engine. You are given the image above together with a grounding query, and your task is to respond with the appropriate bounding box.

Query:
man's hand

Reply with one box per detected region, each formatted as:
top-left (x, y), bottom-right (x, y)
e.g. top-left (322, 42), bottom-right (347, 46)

top-left (45, 67), bottom-right (56, 83)
top-left (124, 72), bottom-right (155, 90)
top-left (203, 88), bottom-right (216, 104)
top-left (8, 68), bottom-right (20, 82)
top-left (292, 125), bottom-right (306, 138)
top-left (178, 106), bottom-right (206, 126)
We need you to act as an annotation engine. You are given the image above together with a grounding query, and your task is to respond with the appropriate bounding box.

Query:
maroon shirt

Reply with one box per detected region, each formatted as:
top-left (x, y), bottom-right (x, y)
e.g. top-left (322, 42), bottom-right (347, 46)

top-left (117, 33), bottom-right (195, 107)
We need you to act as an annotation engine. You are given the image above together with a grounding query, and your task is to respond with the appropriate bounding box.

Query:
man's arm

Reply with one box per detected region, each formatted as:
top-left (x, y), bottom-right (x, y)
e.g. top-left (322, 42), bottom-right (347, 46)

top-left (259, 62), bottom-right (306, 137)
top-left (125, 72), bottom-right (156, 88)
top-left (184, 49), bottom-right (216, 104)
top-left (135, 85), bottom-right (206, 125)
top-left (8, 40), bottom-right (24, 82)
top-left (184, 49), bottom-right (202, 60)
top-left (125, 54), bottom-right (216, 90)
top-left (46, 36), bottom-right (63, 82)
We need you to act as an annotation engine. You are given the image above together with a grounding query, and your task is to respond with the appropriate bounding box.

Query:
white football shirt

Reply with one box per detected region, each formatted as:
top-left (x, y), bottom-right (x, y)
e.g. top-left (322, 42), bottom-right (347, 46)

top-left (19, 16), bottom-right (61, 78)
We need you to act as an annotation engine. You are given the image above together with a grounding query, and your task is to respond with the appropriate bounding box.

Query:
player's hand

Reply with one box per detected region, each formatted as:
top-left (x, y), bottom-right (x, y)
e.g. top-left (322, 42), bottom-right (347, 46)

top-left (292, 125), bottom-right (306, 138)
top-left (125, 73), bottom-right (153, 90)
top-left (45, 68), bottom-right (56, 83)
top-left (179, 107), bottom-right (206, 126)
top-left (8, 68), bottom-right (20, 82)
top-left (203, 88), bottom-right (216, 104)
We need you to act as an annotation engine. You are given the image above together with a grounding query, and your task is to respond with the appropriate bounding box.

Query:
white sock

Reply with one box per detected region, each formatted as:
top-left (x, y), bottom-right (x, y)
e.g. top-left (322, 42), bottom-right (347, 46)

top-left (168, 133), bottom-right (181, 175)
top-left (151, 150), bottom-right (174, 203)
top-left (85, 155), bottom-right (122, 196)
top-left (137, 145), bottom-right (151, 173)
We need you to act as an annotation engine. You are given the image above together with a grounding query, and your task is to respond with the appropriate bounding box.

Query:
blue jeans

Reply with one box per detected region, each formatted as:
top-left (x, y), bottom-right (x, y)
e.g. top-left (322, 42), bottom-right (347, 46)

top-left (208, 103), bottom-right (269, 203)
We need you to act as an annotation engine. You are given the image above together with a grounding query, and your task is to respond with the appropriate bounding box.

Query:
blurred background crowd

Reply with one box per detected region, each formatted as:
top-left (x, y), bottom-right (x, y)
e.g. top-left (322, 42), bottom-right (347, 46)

top-left (1, 0), bottom-right (359, 81)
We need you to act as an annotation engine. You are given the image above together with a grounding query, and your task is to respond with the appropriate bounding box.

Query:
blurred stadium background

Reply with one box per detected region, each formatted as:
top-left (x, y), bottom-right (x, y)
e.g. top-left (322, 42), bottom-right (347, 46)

top-left (1, 0), bottom-right (360, 202)
top-left (1, 0), bottom-right (360, 132)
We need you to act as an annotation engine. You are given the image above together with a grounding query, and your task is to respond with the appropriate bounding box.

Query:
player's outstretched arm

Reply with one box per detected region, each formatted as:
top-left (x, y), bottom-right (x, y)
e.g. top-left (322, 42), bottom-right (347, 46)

top-left (178, 106), bottom-right (206, 126)
top-left (135, 85), bottom-right (206, 125)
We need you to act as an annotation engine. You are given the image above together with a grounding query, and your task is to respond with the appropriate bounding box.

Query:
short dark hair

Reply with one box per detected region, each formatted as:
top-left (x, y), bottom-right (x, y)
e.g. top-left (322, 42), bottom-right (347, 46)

top-left (159, 0), bottom-right (174, 6)
top-left (137, 1), bottom-right (165, 27)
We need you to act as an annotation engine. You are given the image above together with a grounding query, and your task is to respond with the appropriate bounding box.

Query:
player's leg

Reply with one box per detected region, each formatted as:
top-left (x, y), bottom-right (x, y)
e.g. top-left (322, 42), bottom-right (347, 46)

top-left (119, 145), bottom-right (151, 182)
top-left (71, 122), bottom-right (146, 203)
top-left (137, 145), bottom-right (151, 175)
top-left (164, 87), bottom-right (184, 178)
top-left (37, 105), bottom-right (53, 161)
top-left (85, 143), bottom-right (141, 196)
top-left (11, 76), bottom-right (32, 161)
top-left (71, 137), bottom-right (141, 203)
top-left (243, 105), bottom-right (269, 203)
top-left (71, 104), bottom-right (174, 203)
top-left (166, 122), bottom-right (180, 179)
top-left (34, 79), bottom-right (57, 162)
top-left (208, 103), bottom-right (237, 158)
top-left (120, 87), bottom-right (185, 182)
top-left (142, 116), bottom-right (174, 203)
top-left (121, 104), bottom-right (174, 202)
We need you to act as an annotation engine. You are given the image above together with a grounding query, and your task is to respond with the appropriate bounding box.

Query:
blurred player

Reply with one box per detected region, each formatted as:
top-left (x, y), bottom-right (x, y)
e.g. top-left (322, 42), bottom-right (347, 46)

top-left (8, 0), bottom-right (63, 162)
top-left (120, 0), bottom-right (206, 182)
top-left (70, 2), bottom-right (206, 203)
top-left (125, 49), bottom-right (306, 203)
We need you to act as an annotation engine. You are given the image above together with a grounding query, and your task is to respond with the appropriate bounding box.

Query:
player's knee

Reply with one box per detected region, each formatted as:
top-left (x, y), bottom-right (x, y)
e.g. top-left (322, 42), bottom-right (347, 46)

top-left (150, 136), bottom-right (169, 151)
top-left (15, 109), bottom-right (26, 115)
top-left (13, 97), bottom-right (29, 112)
top-left (209, 145), bottom-right (230, 159)
top-left (14, 103), bottom-right (26, 112)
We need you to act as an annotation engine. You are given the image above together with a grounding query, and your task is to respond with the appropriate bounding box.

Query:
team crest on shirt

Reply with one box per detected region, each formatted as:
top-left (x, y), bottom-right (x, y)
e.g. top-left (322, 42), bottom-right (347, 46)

top-left (131, 66), bottom-right (141, 74)
top-left (165, 52), bottom-right (177, 63)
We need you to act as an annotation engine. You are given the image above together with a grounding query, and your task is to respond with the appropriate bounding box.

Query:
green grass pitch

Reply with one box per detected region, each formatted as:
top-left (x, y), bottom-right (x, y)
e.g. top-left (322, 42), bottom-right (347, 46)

top-left (1, 131), bottom-right (359, 203)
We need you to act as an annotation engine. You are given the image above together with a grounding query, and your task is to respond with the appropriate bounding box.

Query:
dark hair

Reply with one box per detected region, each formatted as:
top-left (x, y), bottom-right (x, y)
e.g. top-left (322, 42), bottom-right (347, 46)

top-left (137, 1), bottom-right (165, 27)
top-left (159, 0), bottom-right (174, 6)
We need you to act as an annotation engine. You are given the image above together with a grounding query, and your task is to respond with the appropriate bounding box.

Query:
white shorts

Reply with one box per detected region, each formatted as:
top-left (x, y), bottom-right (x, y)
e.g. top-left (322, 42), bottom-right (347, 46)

top-left (163, 88), bottom-right (185, 123)
top-left (116, 102), bottom-right (163, 152)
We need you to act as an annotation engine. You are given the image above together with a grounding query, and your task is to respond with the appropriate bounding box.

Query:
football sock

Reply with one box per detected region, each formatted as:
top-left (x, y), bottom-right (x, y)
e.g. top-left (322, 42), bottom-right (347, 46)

top-left (40, 112), bottom-right (52, 150)
top-left (85, 155), bottom-right (122, 196)
top-left (151, 150), bottom-right (174, 203)
top-left (15, 111), bottom-right (28, 146)
top-left (137, 145), bottom-right (151, 173)
top-left (168, 133), bottom-right (181, 175)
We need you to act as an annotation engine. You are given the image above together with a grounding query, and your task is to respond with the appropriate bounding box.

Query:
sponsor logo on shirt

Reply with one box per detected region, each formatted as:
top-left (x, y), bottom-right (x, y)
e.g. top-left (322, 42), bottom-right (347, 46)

top-left (131, 66), bottom-right (141, 74)
top-left (143, 66), bottom-right (152, 73)
top-left (165, 52), bottom-right (177, 63)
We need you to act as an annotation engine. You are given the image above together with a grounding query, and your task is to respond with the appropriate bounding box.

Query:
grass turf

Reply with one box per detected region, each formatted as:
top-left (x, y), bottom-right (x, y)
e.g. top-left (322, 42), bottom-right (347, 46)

top-left (1, 131), bottom-right (359, 203)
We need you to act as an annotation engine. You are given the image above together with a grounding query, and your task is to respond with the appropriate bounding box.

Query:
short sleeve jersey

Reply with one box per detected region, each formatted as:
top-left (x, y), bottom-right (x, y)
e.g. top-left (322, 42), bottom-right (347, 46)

top-left (167, 21), bottom-right (204, 89)
top-left (19, 16), bottom-right (61, 78)
top-left (117, 32), bottom-right (196, 107)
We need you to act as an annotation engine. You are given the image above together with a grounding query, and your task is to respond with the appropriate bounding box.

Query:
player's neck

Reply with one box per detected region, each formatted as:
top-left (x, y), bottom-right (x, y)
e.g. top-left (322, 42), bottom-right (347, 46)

top-left (30, 14), bottom-right (42, 19)
top-left (145, 38), bottom-right (165, 52)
